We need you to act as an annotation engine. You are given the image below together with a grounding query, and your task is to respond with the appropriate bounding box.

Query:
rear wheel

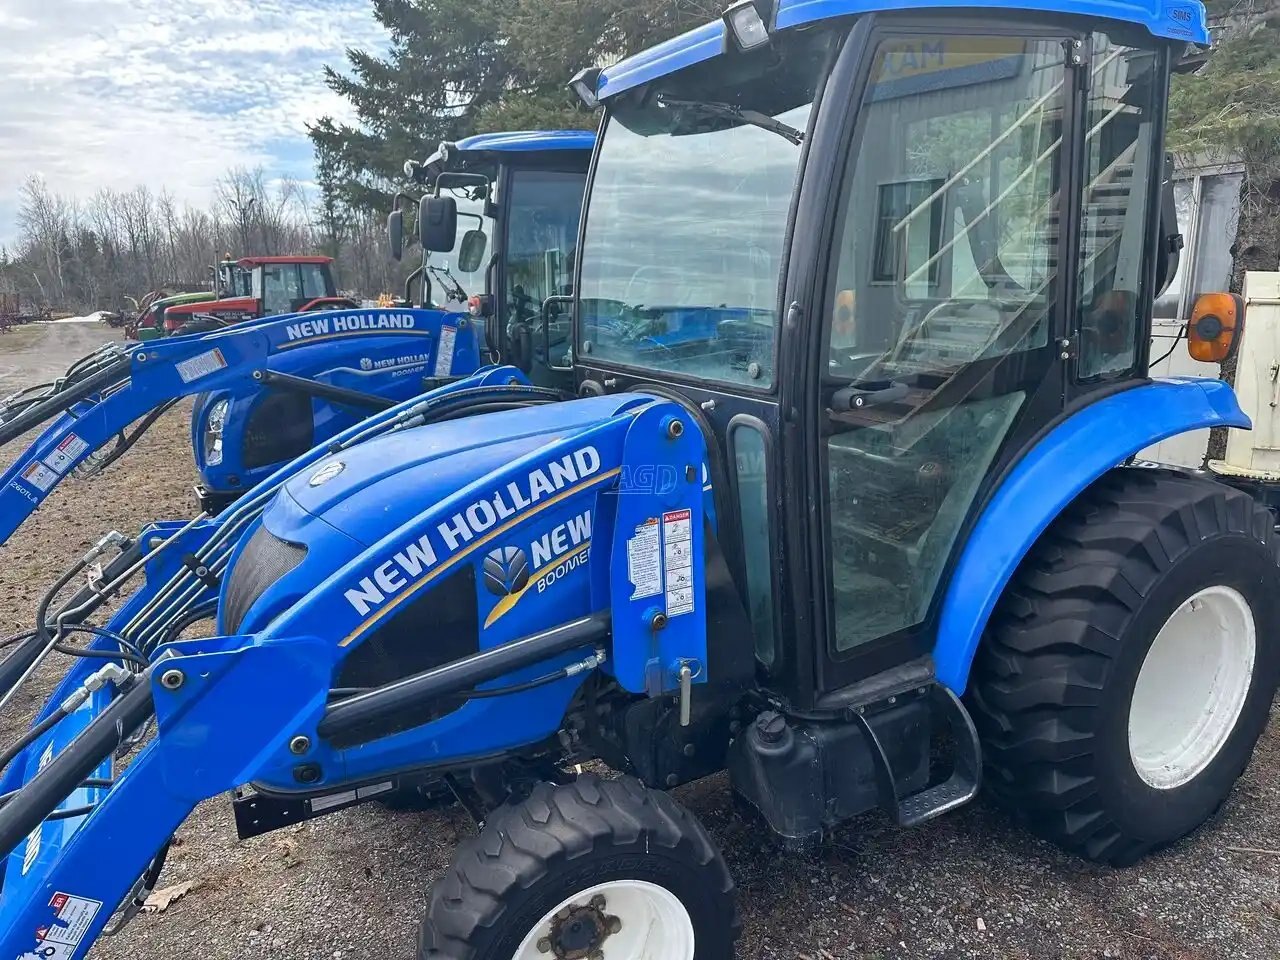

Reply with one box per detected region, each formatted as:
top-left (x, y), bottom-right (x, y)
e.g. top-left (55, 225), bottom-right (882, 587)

top-left (418, 774), bottom-right (736, 960)
top-left (970, 468), bottom-right (1280, 865)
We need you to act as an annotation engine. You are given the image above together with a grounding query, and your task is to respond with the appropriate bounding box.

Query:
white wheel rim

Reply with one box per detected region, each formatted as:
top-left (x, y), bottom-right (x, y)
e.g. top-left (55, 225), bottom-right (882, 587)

top-left (1128, 584), bottom-right (1256, 790)
top-left (514, 879), bottom-right (695, 960)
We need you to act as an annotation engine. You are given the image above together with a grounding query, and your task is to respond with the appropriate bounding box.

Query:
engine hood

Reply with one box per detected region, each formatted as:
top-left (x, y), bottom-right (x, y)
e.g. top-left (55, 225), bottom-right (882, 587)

top-left (278, 393), bottom-right (646, 547)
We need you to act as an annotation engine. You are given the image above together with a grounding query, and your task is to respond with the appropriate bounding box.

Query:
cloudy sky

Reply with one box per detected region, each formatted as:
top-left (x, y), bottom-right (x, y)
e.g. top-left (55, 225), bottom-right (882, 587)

top-left (0, 0), bottom-right (388, 247)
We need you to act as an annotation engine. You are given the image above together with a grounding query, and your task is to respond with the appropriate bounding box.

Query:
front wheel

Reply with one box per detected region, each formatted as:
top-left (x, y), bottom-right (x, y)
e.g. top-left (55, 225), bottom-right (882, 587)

top-left (970, 468), bottom-right (1280, 865)
top-left (418, 774), bottom-right (736, 960)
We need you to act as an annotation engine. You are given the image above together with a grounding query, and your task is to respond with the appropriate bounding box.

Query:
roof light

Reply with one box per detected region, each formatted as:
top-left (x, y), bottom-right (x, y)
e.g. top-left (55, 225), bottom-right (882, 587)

top-left (723, 0), bottom-right (771, 51)
top-left (570, 67), bottom-right (602, 110)
top-left (403, 159), bottom-right (423, 181)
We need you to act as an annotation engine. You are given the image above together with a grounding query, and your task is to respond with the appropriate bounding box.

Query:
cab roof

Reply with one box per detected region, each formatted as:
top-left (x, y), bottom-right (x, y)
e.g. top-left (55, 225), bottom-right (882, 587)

top-left (452, 130), bottom-right (596, 154)
top-left (595, 0), bottom-right (1209, 101)
top-left (423, 130), bottom-right (596, 177)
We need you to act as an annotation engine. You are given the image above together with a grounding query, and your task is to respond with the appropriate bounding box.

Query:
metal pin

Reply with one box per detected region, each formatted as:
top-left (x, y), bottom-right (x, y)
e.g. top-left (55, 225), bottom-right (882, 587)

top-left (679, 663), bottom-right (693, 727)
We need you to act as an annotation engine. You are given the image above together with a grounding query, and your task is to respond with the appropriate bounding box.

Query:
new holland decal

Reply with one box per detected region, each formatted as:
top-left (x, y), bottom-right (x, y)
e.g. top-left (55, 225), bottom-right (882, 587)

top-left (280, 312), bottom-right (433, 348)
top-left (482, 510), bottom-right (592, 629)
top-left (340, 446), bottom-right (615, 645)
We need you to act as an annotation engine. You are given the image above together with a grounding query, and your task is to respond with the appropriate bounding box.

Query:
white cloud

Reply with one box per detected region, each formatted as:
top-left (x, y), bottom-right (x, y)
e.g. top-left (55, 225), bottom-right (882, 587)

top-left (0, 0), bottom-right (387, 246)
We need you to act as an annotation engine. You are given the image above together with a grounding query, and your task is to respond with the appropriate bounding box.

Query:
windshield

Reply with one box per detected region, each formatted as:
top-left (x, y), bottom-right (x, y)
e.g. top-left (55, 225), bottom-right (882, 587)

top-left (577, 29), bottom-right (833, 387)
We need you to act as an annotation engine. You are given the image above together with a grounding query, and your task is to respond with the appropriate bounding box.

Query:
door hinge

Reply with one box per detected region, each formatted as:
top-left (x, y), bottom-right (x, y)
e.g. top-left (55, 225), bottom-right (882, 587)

top-left (1066, 38), bottom-right (1090, 88)
top-left (1058, 336), bottom-right (1078, 361)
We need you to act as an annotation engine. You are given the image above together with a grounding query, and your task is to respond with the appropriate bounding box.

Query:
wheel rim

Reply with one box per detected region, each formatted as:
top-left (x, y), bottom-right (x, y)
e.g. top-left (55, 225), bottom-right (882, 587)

top-left (514, 879), bottom-right (696, 960)
top-left (1128, 584), bottom-right (1256, 790)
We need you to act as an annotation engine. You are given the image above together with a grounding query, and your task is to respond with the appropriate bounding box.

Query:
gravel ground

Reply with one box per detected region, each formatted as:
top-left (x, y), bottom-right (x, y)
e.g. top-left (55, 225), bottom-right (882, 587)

top-left (1, 323), bottom-right (1279, 960)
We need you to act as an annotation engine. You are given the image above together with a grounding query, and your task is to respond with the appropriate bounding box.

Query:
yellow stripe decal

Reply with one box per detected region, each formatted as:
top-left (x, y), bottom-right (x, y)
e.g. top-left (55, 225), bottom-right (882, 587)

top-left (339, 468), bottom-right (620, 646)
top-left (483, 540), bottom-right (592, 630)
top-left (277, 329), bottom-right (438, 350)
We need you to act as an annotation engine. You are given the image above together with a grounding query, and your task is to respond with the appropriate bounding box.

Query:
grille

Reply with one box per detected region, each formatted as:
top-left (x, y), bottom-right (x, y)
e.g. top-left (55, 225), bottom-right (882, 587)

top-left (242, 391), bottom-right (314, 470)
top-left (223, 523), bottom-right (307, 634)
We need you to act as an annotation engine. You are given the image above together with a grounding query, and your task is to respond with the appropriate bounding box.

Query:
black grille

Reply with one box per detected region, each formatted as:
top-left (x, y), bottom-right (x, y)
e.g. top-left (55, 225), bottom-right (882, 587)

top-left (242, 391), bottom-right (315, 470)
top-left (328, 565), bottom-right (477, 747)
top-left (223, 523), bottom-right (307, 633)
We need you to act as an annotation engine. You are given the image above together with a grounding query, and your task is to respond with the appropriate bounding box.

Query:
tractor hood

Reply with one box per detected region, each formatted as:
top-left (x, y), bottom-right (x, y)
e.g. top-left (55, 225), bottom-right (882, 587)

top-left (225, 393), bottom-right (646, 637)
top-left (277, 394), bottom-right (645, 548)
top-left (166, 296), bottom-right (256, 318)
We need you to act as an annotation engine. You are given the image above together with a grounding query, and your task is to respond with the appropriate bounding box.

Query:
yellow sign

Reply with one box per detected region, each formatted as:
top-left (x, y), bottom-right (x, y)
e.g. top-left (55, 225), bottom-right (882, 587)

top-left (875, 36), bottom-right (1026, 82)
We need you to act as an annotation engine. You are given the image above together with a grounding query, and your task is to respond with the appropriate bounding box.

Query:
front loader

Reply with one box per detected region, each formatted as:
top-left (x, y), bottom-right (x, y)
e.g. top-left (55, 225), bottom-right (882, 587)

top-left (0, 130), bottom-right (596, 538)
top-left (2, 4), bottom-right (1276, 960)
top-left (0, 306), bottom-right (482, 544)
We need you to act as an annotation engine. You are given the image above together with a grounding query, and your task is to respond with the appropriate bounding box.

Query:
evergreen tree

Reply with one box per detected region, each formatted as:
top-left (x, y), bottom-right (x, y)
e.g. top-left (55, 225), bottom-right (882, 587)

top-left (309, 0), bottom-right (706, 214)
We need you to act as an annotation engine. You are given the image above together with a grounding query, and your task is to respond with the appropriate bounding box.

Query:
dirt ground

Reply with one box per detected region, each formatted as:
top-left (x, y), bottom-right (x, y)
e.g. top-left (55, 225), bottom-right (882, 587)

top-left (1, 323), bottom-right (1280, 960)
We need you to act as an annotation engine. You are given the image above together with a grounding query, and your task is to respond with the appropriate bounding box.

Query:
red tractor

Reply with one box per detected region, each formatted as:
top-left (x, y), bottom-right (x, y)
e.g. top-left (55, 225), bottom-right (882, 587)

top-left (162, 256), bottom-right (356, 335)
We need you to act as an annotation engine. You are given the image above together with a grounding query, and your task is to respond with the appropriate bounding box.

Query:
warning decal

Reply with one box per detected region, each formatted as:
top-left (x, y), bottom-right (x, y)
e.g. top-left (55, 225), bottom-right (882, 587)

top-left (175, 347), bottom-right (228, 384)
top-left (434, 325), bottom-right (456, 377)
top-left (662, 509), bottom-right (694, 617)
top-left (43, 433), bottom-right (88, 475)
top-left (20, 461), bottom-right (58, 493)
top-left (626, 517), bottom-right (661, 600)
top-left (23, 891), bottom-right (102, 960)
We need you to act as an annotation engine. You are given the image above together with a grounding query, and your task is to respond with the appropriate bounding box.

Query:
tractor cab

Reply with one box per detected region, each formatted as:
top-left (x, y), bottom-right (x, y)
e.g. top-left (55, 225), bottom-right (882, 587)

top-left (571, 5), bottom-right (1193, 706)
top-left (214, 258), bottom-right (252, 299)
top-left (162, 255), bottom-right (354, 334)
top-left (394, 129), bottom-right (595, 387)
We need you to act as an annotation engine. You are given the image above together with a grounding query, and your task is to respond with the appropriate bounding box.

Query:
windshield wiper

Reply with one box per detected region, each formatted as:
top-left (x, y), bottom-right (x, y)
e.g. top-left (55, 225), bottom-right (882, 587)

top-left (427, 263), bottom-right (467, 302)
top-left (657, 94), bottom-right (804, 146)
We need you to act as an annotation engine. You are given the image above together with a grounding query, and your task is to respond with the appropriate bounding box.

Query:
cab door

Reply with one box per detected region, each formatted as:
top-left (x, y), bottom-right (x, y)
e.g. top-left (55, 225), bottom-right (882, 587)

top-left (794, 21), bottom-right (1088, 693)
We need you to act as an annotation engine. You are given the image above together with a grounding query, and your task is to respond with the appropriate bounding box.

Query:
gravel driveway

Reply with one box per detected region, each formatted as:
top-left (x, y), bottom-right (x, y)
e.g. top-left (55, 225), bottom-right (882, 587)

top-left (0, 323), bottom-right (1278, 960)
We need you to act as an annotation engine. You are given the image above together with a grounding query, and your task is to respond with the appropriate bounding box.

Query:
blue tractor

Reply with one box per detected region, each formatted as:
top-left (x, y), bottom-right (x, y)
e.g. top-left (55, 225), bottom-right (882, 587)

top-left (0, 3), bottom-right (1271, 959)
top-left (0, 130), bottom-right (595, 535)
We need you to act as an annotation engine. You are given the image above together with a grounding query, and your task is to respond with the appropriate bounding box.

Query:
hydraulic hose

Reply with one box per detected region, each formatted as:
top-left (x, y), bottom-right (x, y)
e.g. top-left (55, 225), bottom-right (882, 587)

top-left (0, 673), bottom-right (154, 856)
top-left (0, 708), bottom-right (69, 777)
top-left (0, 355), bottom-right (131, 448)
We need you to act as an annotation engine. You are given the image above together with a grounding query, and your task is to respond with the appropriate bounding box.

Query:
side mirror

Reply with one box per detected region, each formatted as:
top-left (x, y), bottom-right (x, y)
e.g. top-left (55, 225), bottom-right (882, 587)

top-left (458, 229), bottom-right (487, 273)
top-left (1188, 292), bottom-right (1244, 364)
top-left (419, 195), bottom-right (458, 252)
top-left (387, 209), bottom-right (404, 262)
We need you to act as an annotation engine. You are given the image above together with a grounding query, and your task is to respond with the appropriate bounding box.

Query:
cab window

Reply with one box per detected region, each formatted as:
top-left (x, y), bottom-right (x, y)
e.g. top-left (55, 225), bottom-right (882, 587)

top-left (821, 33), bottom-right (1067, 651)
top-left (1075, 32), bottom-right (1162, 379)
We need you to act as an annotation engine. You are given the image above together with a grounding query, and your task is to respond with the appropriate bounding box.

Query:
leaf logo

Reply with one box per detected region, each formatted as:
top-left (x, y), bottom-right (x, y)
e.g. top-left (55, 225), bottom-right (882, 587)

top-left (483, 546), bottom-right (530, 596)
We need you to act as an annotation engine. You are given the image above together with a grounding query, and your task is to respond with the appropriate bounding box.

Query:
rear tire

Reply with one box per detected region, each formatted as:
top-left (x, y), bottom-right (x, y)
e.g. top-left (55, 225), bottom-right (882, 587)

top-left (418, 774), bottom-right (737, 960)
top-left (970, 468), bottom-right (1280, 865)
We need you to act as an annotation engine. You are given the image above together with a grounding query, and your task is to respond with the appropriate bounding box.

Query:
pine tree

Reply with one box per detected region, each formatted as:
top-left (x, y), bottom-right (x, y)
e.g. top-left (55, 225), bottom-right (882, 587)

top-left (309, 0), bottom-right (707, 214)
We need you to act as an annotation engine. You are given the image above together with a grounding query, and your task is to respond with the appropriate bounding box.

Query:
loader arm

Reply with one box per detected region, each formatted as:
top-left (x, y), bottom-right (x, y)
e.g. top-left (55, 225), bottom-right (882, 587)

top-left (0, 393), bottom-right (711, 960)
top-left (0, 308), bottom-right (479, 546)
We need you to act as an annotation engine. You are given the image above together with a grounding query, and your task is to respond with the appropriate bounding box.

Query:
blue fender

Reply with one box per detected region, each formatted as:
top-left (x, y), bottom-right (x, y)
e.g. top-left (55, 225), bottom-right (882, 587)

top-left (933, 377), bottom-right (1249, 694)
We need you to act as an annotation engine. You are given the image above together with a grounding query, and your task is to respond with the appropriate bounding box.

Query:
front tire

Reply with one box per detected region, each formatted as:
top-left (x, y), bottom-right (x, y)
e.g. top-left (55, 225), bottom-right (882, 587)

top-left (419, 774), bottom-right (737, 960)
top-left (970, 468), bottom-right (1280, 865)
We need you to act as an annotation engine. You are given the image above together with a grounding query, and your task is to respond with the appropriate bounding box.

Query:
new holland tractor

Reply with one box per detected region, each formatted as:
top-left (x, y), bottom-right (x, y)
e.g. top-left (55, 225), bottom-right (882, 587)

top-left (0, 131), bottom-right (595, 541)
top-left (0, 3), bottom-right (1271, 959)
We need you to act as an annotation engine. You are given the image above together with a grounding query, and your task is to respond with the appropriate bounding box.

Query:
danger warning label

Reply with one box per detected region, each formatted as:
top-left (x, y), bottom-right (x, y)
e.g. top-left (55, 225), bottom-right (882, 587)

top-left (43, 433), bottom-right (88, 475)
top-left (662, 509), bottom-right (694, 617)
top-left (21, 891), bottom-right (103, 960)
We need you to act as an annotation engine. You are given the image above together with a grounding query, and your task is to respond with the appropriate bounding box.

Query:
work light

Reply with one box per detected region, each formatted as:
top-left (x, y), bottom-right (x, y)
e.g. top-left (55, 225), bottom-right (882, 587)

top-left (723, 0), bottom-right (771, 50)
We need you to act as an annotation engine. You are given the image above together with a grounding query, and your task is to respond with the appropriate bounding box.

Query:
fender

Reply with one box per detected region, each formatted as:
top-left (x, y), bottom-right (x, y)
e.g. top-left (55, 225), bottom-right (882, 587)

top-left (933, 377), bottom-right (1249, 694)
